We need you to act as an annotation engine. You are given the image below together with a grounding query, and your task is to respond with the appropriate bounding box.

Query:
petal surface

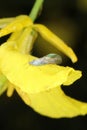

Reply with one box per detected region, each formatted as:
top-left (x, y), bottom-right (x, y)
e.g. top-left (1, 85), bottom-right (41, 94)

top-left (16, 85), bottom-right (87, 118)
top-left (0, 15), bottom-right (32, 37)
top-left (0, 17), bottom-right (14, 28)
top-left (0, 42), bottom-right (81, 94)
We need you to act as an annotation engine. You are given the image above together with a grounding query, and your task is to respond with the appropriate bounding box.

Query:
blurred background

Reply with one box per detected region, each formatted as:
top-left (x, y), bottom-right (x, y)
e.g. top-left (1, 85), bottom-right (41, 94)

top-left (0, 0), bottom-right (87, 129)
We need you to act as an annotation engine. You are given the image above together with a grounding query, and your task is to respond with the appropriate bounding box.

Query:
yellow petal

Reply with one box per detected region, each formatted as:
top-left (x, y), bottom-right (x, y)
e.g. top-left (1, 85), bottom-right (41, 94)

top-left (0, 41), bottom-right (81, 94)
top-left (0, 15), bottom-right (32, 37)
top-left (0, 72), bottom-right (8, 95)
top-left (33, 24), bottom-right (77, 63)
top-left (0, 17), bottom-right (14, 28)
top-left (16, 86), bottom-right (31, 106)
top-left (7, 28), bottom-right (38, 54)
top-left (0, 72), bottom-right (14, 97)
top-left (6, 82), bottom-right (15, 97)
top-left (15, 85), bottom-right (87, 118)
top-left (7, 30), bottom-right (22, 42)
top-left (15, 27), bottom-right (38, 54)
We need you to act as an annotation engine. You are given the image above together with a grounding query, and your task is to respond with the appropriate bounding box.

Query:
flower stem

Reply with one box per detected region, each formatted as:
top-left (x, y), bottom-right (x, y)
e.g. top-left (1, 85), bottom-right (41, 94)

top-left (29, 0), bottom-right (44, 22)
top-left (28, 0), bottom-right (44, 54)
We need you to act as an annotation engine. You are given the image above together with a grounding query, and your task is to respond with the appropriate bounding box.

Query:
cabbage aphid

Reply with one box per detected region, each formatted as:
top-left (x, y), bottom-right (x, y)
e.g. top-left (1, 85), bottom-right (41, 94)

top-left (29, 53), bottom-right (62, 66)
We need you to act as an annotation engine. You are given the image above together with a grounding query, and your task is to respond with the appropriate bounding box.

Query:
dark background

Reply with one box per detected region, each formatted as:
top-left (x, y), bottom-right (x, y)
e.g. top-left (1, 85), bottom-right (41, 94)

top-left (0, 0), bottom-right (87, 130)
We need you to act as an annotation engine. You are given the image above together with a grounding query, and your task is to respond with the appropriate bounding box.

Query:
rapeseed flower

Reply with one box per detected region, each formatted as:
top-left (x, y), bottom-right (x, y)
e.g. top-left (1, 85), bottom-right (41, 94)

top-left (0, 15), bottom-right (77, 62)
top-left (0, 15), bottom-right (87, 118)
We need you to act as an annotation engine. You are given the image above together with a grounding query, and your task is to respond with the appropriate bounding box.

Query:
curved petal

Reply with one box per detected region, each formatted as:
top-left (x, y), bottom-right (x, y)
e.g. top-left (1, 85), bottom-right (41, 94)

top-left (0, 17), bottom-right (14, 28)
top-left (33, 24), bottom-right (77, 63)
top-left (15, 86), bottom-right (87, 118)
top-left (0, 15), bottom-right (32, 37)
top-left (0, 41), bottom-right (81, 94)
top-left (7, 27), bottom-right (37, 54)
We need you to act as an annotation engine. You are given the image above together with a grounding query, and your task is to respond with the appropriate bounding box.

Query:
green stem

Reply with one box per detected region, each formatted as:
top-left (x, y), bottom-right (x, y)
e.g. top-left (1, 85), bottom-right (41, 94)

top-left (28, 0), bottom-right (44, 54)
top-left (29, 0), bottom-right (44, 22)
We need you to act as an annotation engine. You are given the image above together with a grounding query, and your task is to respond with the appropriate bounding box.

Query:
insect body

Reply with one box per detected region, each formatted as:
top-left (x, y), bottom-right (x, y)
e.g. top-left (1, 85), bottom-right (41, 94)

top-left (29, 53), bottom-right (62, 66)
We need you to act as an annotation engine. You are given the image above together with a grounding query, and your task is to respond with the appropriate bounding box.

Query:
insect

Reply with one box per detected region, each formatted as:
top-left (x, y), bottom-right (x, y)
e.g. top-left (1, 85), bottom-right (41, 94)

top-left (29, 53), bottom-right (62, 66)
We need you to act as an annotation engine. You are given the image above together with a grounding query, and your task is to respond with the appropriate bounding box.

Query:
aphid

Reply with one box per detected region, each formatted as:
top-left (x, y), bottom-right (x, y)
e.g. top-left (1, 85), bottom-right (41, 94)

top-left (29, 53), bottom-right (62, 66)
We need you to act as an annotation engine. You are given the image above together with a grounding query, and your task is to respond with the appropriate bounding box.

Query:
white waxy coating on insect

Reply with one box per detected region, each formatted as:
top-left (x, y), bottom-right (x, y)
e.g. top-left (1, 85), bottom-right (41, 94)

top-left (29, 53), bottom-right (62, 66)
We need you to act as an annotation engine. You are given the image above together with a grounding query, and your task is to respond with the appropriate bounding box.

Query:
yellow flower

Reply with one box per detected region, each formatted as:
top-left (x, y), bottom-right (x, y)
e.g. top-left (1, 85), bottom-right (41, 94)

top-left (0, 15), bottom-right (86, 118)
top-left (0, 15), bottom-right (77, 62)
top-left (0, 41), bottom-right (86, 118)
